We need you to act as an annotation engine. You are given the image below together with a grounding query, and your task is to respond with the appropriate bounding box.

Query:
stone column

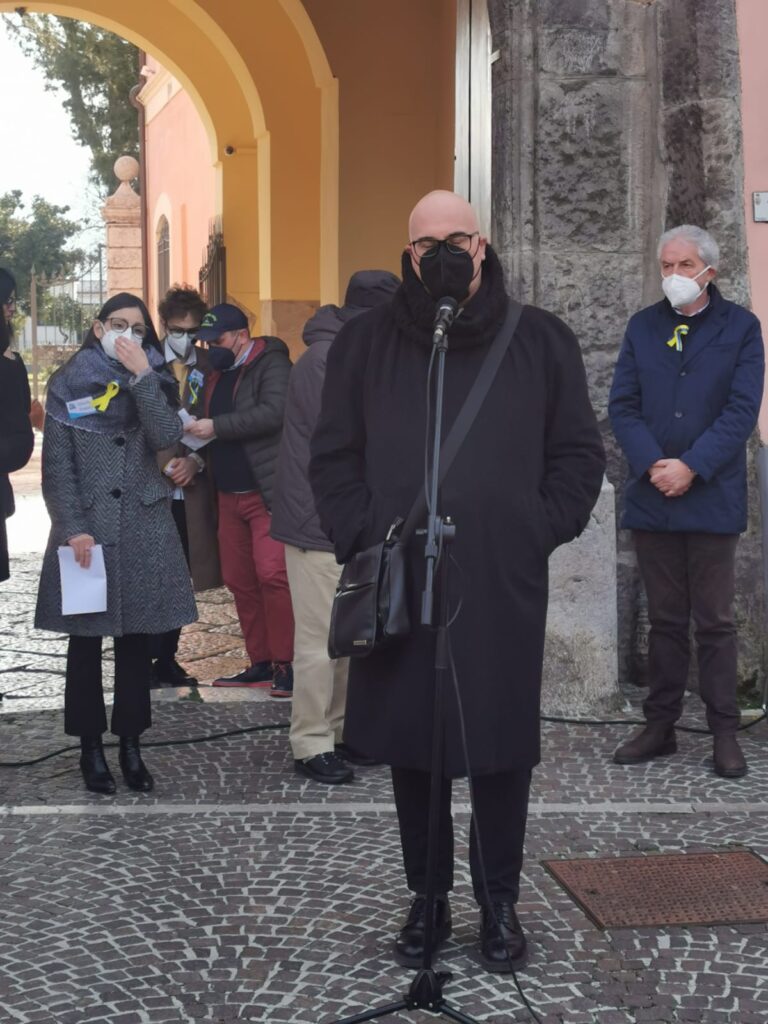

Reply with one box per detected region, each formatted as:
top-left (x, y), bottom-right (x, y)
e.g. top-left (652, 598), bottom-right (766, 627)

top-left (487, 0), bottom-right (764, 704)
top-left (101, 156), bottom-right (143, 300)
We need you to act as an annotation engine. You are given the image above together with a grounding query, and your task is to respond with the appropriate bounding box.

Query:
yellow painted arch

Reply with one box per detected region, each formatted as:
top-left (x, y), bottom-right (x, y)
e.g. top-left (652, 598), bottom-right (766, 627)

top-left (1, 0), bottom-right (340, 317)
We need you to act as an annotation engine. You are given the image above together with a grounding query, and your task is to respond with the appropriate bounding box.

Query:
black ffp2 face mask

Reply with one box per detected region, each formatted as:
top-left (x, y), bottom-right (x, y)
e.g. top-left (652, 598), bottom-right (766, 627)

top-left (208, 345), bottom-right (236, 371)
top-left (418, 247), bottom-right (476, 304)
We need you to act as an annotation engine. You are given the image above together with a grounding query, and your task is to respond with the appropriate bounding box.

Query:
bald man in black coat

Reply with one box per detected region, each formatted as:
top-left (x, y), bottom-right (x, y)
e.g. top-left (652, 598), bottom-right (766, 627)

top-left (310, 191), bottom-right (605, 972)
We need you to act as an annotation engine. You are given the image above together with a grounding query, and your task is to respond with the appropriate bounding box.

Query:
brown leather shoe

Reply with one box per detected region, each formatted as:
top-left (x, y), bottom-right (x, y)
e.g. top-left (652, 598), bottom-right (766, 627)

top-left (713, 734), bottom-right (747, 778)
top-left (613, 725), bottom-right (676, 765)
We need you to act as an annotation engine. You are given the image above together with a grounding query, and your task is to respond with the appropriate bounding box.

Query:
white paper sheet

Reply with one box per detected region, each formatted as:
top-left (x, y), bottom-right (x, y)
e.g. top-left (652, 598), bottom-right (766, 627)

top-left (57, 544), bottom-right (108, 615)
top-left (178, 408), bottom-right (211, 451)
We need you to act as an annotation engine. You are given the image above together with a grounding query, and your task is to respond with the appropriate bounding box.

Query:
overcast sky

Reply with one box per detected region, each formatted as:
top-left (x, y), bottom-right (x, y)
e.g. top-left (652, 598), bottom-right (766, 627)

top-left (0, 20), bottom-right (101, 242)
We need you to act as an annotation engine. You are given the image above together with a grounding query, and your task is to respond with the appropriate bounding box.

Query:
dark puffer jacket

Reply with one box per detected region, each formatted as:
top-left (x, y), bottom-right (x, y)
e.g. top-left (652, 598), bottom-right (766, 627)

top-left (271, 270), bottom-right (400, 550)
top-left (204, 337), bottom-right (292, 510)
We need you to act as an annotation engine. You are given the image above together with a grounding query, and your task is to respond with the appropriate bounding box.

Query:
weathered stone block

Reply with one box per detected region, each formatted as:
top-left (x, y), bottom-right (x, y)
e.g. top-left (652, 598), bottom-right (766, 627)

top-left (659, 0), bottom-right (741, 106)
top-left (538, 0), bottom-right (647, 77)
top-left (543, 476), bottom-right (621, 715)
top-left (536, 78), bottom-right (633, 249)
top-left (106, 226), bottom-right (142, 249)
top-left (107, 249), bottom-right (143, 270)
top-left (107, 269), bottom-right (143, 296)
top-left (535, 250), bottom-right (644, 417)
top-left (662, 100), bottom-right (747, 306)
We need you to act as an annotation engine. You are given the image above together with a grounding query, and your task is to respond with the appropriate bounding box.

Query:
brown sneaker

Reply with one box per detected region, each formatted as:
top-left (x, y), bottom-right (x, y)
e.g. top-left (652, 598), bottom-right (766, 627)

top-left (713, 734), bottom-right (747, 778)
top-left (613, 725), bottom-right (676, 765)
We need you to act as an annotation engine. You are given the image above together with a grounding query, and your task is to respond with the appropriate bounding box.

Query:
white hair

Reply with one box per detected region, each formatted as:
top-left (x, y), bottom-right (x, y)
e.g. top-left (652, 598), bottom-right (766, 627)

top-left (657, 224), bottom-right (720, 268)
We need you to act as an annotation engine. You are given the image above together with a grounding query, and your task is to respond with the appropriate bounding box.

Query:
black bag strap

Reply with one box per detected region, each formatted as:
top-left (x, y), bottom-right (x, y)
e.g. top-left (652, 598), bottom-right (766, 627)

top-left (400, 298), bottom-right (524, 542)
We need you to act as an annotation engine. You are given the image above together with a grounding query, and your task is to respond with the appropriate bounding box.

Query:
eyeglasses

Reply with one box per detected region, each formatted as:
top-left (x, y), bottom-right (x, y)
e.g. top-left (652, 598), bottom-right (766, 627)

top-left (103, 317), bottom-right (148, 340)
top-left (167, 326), bottom-right (200, 340)
top-left (410, 232), bottom-right (479, 259)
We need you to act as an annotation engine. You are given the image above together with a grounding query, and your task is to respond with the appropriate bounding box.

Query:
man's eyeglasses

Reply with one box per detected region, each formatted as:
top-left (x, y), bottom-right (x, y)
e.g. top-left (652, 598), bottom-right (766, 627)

top-left (167, 326), bottom-right (200, 340)
top-left (103, 317), bottom-right (148, 340)
top-left (410, 232), bottom-right (479, 260)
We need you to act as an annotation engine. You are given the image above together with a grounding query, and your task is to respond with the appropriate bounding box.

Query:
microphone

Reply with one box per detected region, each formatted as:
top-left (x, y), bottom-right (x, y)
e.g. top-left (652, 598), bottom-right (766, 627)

top-left (432, 296), bottom-right (458, 344)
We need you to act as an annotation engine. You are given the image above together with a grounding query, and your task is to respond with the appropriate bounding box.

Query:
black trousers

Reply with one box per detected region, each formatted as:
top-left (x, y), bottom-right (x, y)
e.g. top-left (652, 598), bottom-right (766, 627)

top-left (64, 633), bottom-right (151, 737)
top-left (634, 530), bottom-right (740, 734)
top-left (391, 766), bottom-right (532, 905)
top-left (151, 499), bottom-right (189, 663)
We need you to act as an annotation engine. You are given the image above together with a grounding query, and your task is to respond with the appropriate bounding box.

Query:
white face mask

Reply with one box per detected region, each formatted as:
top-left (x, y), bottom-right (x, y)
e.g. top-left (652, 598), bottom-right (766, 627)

top-left (100, 328), bottom-right (134, 361)
top-left (167, 332), bottom-right (193, 359)
top-left (661, 265), bottom-right (711, 309)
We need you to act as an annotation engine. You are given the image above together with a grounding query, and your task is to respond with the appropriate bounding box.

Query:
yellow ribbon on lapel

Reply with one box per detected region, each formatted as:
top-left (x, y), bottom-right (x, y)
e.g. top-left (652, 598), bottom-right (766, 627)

top-left (666, 325), bottom-right (689, 352)
top-left (91, 381), bottom-right (120, 412)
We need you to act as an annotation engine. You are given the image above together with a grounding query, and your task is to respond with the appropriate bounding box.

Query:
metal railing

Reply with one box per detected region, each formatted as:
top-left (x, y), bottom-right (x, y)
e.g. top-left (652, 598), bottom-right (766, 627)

top-left (26, 247), bottom-right (107, 401)
top-left (199, 218), bottom-right (226, 307)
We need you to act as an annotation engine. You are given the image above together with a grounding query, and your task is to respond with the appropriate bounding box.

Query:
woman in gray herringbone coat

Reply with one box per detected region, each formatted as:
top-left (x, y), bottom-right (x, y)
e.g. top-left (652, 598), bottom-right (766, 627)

top-left (35, 293), bottom-right (198, 795)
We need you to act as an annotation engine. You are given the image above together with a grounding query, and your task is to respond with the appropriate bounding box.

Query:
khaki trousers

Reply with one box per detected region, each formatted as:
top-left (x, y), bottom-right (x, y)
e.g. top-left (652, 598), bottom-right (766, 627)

top-left (285, 545), bottom-right (349, 760)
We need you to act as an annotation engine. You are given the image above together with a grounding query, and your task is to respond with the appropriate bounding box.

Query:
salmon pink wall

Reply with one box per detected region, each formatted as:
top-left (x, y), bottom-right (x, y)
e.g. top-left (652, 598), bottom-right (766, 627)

top-left (737, 0), bottom-right (768, 439)
top-left (143, 62), bottom-right (216, 327)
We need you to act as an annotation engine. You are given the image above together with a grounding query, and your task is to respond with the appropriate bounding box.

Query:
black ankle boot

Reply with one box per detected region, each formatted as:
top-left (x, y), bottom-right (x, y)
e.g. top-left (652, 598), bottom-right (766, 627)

top-left (118, 736), bottom-right (154, 793)
top-left (79, 736), bottom-right (116, 795)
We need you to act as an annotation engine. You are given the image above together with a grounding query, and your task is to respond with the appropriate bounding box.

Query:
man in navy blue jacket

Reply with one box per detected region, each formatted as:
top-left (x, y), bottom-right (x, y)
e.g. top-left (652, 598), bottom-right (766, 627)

top-left (609, 224), bottom-right (764, 778)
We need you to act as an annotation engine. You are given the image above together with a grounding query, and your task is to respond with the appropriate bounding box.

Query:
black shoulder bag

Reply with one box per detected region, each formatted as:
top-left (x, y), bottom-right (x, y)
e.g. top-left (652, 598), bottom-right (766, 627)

top-left (327, 299), bottom-right (523, 659)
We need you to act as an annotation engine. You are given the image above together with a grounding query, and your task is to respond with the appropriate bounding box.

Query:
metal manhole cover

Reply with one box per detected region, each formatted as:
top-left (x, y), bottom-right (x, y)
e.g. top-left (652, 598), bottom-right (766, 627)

top-left (541, 849), bottom-right (768, 929)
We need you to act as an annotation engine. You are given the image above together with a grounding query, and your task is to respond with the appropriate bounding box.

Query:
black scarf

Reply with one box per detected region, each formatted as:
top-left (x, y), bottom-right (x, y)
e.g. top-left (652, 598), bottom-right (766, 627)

top-left (392, 244), bottom-right (509, 350)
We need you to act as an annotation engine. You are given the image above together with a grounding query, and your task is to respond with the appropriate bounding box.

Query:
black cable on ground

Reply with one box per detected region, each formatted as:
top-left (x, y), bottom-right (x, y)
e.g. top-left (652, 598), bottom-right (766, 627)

top-left (0, 720), bottom-right (290, 768)
top-left (541, 711), bottom-right (767, 733)
top-left (0, 704), bottom-right (763, 768)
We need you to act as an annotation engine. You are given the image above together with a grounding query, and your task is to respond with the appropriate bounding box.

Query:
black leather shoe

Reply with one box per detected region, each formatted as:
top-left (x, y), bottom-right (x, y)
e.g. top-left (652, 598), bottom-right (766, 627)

top-left (79, 736), bottom-right (116, 795)
top-left (478, 902), bottom-right (527, 972)
top-left (151, 659), bottom-right (198, 688)
top-left (613, 725), bottom-right (676, 765)
top-left (295, 751), bottom-right (354, 785)
top-left (713, 733), bottom-right (748, 778)
top-left (118, 736), bottom-right (154, 792)
top-left (335, 742), bottom-right (381, 767)
top-left (394, 895), bottom-right (452, 968)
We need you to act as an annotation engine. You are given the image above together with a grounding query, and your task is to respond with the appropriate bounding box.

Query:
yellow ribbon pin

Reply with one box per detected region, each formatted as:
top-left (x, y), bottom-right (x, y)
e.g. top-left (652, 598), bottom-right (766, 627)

top-left (91, 381), bottom-right (120, 412)
top-left (666, 325), bottom-right (689, 352)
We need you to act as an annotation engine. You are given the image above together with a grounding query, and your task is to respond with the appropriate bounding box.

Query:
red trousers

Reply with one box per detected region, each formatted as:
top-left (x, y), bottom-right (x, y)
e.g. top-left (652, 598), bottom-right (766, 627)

top-left (217, 491), bottom-right (294, 664)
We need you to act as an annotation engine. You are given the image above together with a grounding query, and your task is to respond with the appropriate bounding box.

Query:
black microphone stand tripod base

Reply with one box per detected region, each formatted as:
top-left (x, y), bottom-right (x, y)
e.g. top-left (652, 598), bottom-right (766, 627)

top-left (327, 308), bottom-right (482, 1024)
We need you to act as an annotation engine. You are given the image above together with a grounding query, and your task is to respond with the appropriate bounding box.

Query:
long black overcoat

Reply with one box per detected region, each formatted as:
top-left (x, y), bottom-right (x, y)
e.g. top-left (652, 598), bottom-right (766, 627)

top-left (310, 250), bottom-right (605, 776)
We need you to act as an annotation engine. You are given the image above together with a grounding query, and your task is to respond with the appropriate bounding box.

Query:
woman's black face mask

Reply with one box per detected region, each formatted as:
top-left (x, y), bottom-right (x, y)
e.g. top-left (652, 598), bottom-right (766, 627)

top-left (208, 345), bottom-right (235, 371)
top-left (417, 246), bottom-right (476, 304)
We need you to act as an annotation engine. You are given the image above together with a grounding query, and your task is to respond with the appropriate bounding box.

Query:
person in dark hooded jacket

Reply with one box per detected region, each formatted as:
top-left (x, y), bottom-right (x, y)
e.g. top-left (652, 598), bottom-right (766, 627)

top-left (271, 270), bottom-right (400, 784)
top-left (0, 313), bottom-right (34, 582)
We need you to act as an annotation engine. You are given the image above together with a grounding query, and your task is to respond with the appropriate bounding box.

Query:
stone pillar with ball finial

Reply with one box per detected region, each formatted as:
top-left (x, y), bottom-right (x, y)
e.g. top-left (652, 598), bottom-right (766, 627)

top-left (101, 155), bottom-right (144, 299)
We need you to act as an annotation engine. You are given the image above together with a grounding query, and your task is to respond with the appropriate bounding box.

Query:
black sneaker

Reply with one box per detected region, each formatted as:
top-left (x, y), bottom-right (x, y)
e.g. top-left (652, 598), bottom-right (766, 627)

top-left (212, 661), bottom-right (273, 688)
top-left (270, 661), bottom-right (294, 698)
top-left (152, 659), bottom-right (198, 688)
top-left (295, 751), bottom-right (354, 784)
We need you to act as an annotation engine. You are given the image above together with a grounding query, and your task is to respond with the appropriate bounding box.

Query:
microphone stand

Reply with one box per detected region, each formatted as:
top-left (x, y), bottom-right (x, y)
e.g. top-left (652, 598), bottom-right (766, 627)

top-left (327, 302), bottom-right (481, 1024)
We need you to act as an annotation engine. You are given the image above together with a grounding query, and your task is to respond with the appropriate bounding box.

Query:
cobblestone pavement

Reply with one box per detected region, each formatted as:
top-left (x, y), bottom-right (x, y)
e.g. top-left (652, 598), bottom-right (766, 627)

top-left (1, 473), bottom-right (767, 1023)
